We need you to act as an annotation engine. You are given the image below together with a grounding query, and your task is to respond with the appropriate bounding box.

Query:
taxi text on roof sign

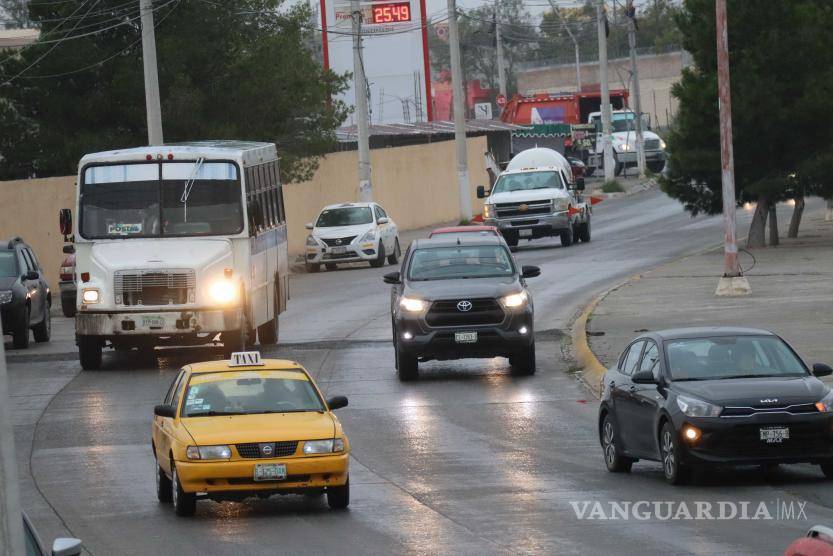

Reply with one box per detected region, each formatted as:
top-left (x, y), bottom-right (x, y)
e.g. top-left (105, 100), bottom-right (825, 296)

top-left (230, 352), bottom-right (264, 367)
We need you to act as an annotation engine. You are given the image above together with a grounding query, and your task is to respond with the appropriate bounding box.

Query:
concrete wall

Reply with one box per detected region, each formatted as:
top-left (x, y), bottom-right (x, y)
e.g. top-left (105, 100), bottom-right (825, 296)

top-left (517, 51), bottom-right (691, 129)
top-left (0, 137), bottom-right (489, 288)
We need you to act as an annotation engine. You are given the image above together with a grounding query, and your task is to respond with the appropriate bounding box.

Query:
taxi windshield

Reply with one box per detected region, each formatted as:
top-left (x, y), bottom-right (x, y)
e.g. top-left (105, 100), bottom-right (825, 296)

top-left (182, 374), bottom-right (324, 416)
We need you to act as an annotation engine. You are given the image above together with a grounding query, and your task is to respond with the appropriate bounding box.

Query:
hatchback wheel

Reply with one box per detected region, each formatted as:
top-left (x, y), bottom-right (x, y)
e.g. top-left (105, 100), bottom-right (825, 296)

top-left (660, 422), bottom-right (690, 485)
top-left (156, 461), bottom-right (172, 503)
top-left (172, 465), bottom-right (196, 516)
top-left (601, 414), bottom-right (633, 472)
top-left (327, 477), bottom-right (350, 510)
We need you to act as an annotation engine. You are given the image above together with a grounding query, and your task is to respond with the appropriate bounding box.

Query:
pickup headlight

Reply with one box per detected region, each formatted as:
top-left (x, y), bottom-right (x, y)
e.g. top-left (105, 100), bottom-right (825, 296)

top-left (816, 390), bottom-right (833, 412)
top-left (483, 204), bottom-right (495, 219)
top-left (358, 229), bottom-right (377, 244)
top-left (303, 438), bottom-right (345, 454)
top-left (186, 445), bottom-right (231, 460)
top-left (617, 143), bottom-right (631, 152)
top-left (659, 139), bottom-right (667, 150)
top-left (676, 395), bottom-right (722, 417)
top-left (552, 198), bottom-right (569, 212)
top-left (0, 290), bottom-right (11, 304)
top-left (208, 279), bottom-right (238, 305)
top-left (81, 288), bottom-right (100, 304)
top-left (500, 290), bottom-right (528, 308)
top-left (400, 296), bottom-right (427, 312)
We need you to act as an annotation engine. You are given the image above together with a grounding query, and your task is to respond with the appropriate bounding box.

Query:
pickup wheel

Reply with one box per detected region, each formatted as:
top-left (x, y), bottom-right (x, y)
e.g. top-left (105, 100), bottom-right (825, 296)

top-left (559, 225), bottom-right (574, 247)
top-left (396, 343), bottom-right (418, 381)
top-left (614, 160), bottom-right (624, 176)
top-left (78, 336), bottom-right (102, 370)
top-left (509, 343), bottom-right (536, 376)
top-left (647, 160), bottom-right (666, 174)
top-left (577, 214), bottom-right (592, 243)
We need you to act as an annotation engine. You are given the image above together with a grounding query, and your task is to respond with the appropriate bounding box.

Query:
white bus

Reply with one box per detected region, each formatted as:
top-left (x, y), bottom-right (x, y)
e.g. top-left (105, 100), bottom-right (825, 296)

top-left (60, 141), bottom-right (289, 370)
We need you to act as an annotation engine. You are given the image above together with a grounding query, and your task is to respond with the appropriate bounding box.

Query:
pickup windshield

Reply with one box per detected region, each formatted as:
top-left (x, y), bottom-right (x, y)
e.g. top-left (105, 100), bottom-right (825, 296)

top-left (0, 251), bottom-right (17, 277)
top-left (80, 162), bottom-right (243, 239)
top-left (492, 171), bottom-right (564, 194)
top-left (408, 245), bottom-right (515, 281)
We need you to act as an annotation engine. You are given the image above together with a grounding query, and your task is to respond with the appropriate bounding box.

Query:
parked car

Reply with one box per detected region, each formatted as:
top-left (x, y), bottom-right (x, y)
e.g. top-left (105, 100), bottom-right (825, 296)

top-left (23, 511), bottom-right (83, 556)
top-left (428, 225), bottom-right (501, 238)
top-left (59, 249), bottom-right (76, 318)
top-left (784, 525), bottom-right (833, 556)
top-left (598, 327), bottom-right (833, 485)
top-left (0, 237), bottom-right (51, 348)
top-left (305, 202), bottom-right (400, 272)
top-left (383, 234), bottom-right (540, 381)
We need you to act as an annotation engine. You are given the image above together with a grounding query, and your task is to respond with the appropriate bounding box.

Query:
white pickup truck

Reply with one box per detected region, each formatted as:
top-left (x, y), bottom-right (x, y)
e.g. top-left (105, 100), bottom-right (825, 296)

top-left (477, 148), bottom-right (590, 248)
top-left (586, 110), bottom-right (667, 176)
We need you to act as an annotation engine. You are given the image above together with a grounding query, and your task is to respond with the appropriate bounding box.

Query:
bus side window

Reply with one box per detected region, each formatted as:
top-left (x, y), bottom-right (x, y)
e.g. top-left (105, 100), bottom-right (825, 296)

top-left (277, 185), bottom-right (286, 224)
top-left (259, 164), bottom-right (274, 229)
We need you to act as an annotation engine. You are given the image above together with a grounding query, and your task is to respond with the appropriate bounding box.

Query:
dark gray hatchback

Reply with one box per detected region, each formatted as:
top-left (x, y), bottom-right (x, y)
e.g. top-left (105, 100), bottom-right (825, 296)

top-left (383, 235), bottom-right (540, 381)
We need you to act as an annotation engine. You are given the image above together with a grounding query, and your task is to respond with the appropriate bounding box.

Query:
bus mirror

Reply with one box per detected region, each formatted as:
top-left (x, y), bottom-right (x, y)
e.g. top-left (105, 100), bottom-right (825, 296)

top-left (59, 209), bottom-right (72, 236)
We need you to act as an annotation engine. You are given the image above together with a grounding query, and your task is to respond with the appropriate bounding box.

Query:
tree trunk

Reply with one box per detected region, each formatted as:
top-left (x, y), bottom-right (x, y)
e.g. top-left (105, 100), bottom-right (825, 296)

top-left (768, 204), bottom-right (779, 246)
top-left (788, 195), bottom-right (805, 238)
top-left (747, 195), bottom-right (770, 248)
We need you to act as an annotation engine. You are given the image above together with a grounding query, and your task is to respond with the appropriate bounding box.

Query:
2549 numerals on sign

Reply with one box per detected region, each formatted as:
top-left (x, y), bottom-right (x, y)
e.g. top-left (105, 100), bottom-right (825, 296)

top-left (371, 2), bottom-right (411, 23)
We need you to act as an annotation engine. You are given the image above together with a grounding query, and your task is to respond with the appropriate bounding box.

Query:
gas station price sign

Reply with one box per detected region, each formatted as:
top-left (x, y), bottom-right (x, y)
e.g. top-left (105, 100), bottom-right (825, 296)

top-left (371, 1), bottom-right (411, 24)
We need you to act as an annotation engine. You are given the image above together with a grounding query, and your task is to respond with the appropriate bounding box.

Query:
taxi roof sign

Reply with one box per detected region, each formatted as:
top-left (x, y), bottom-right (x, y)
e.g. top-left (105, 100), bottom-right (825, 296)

top-left (229, 351), bottom-right (264, 367)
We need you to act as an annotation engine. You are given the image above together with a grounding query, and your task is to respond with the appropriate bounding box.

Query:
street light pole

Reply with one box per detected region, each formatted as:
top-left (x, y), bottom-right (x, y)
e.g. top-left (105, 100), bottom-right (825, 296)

top-left (596, 0), bottom-right (614, 181)
top-left (714, 0), bottom-right (750, 295)
top-left (448, 0), bottom-right (472, 221)
top-left (548, 0), bottom-right (581, 92)
top-left (140, 0), bottom-right (163, 146)
top-left (352, 0), bottom-right (373, 202)
top-left (495, 0), bottom-right (507, 98)
top-left (626, 1), bottom-right (646, 177)
top-left (0, 341), bottom-right (25, 556)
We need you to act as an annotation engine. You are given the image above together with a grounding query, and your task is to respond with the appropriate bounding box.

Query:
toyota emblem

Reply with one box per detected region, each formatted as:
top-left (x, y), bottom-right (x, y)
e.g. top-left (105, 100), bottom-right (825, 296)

top-left (457, 300), bottom-right (473, 312)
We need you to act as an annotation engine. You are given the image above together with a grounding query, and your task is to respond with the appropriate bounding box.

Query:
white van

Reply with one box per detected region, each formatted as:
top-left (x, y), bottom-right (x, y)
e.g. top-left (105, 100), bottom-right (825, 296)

top-left (61, 141), bottom-right (289, 369)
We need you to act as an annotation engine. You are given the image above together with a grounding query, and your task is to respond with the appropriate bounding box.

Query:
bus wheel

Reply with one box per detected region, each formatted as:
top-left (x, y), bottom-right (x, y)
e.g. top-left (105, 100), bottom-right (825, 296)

top-left (223, 327), bottom-right (245, 356)
top-left (79, 336), bottom-right (102, 370)
top-left (258, 297), bottom-right (279, 345)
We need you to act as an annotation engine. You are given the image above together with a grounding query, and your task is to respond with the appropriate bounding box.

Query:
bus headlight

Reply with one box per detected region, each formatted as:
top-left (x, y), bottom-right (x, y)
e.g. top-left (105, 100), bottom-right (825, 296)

top-left (81, 288), bottom-right (100, 304)
top-left (208, 279), bottom-right (238, 305)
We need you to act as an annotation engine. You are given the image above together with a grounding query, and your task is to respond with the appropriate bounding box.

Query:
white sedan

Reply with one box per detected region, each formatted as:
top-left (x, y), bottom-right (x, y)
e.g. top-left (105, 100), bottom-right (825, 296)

top-left (305, 202), bottom-right (401, 272)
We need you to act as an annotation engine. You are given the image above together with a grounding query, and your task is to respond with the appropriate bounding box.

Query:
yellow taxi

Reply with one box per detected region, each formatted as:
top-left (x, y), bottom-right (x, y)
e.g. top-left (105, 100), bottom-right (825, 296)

top-left (151, 352), bottom-right (350, 516)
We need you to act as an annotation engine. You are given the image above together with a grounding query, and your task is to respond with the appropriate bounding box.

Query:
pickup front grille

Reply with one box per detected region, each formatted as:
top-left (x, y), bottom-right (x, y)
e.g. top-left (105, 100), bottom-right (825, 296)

top-left (645, 139), bottom-right (660, 150)
top-left (426, 298), bottom-right (505, 327)
top-left (114, 269), bottom-right (195, 306)
top-left (321, 236), bottom-right (356, 247)
top-left (496, 201), bottom-right (552, 218)
top-left (235, 441), bottom-right (299, 459)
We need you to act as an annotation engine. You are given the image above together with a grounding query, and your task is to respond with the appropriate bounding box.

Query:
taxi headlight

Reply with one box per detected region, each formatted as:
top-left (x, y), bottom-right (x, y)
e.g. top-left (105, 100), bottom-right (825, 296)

top-left (500, 291), bottom-right (528, 308)
top-left (187, 445), bottom-right (231, 460)
top-left (816, 390), bottom-right (833, 413)
top-left (0, 290), bottom-right (12, 304)
top-left (676, 395), bottom-right (722, 417)
top-left (81, 288), bottom-right (99, 304)
top-left (399, 296), bottom-right (427, 312)
top-left (208, 279), bottom-right (238, 305)
top-left (303, 438), bottom-right (345, 454)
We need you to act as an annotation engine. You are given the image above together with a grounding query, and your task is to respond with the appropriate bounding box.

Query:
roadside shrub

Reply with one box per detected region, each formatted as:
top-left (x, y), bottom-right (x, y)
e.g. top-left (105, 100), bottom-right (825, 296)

top-left (602, 180), bottom-right (625, 193)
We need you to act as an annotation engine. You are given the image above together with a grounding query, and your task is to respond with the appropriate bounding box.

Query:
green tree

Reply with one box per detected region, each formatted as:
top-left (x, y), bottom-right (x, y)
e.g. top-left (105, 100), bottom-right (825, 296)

top-left (0, 0), bottom-right (29, 28)
top-left (0, 0), bottom-right (349, 183)
top-left (661, 0), bottom-right (833, 247)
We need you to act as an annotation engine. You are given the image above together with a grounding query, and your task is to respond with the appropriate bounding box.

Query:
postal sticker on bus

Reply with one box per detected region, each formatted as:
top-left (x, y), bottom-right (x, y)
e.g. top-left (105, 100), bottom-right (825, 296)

top-left (230, 351), bottom-right (264, 367)
top-left (108, 223), bottom-right (142, 235)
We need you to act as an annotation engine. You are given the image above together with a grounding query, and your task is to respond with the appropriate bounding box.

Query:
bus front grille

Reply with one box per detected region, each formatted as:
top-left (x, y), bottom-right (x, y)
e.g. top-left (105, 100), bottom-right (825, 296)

top-left (115, 269), bottom-right (196, 306)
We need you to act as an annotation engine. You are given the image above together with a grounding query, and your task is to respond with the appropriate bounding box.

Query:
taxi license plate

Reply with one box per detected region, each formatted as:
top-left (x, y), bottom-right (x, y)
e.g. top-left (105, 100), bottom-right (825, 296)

top-left (519, 229), bottom-right (533, 238)
top-left (141, 316), bottom-right (165, 329)
top-left (254, 463), bottom-right (286, 482)
top-left (455, 332), bottom-right (477, 343)
top-left (760, 427), bottom-right (789, 444)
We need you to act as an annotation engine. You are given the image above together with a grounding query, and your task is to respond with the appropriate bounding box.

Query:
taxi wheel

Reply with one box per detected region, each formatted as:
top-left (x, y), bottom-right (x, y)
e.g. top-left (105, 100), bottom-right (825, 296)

top-left (156, 461), bottom-right (172, 503)
top-left (172, 465), bottom-right (196, 517)
top-left (821, 463), bottom-right (833, 479)
top-left (327, 477), bottom-right (350, 510)
top-left (660, 422), bottom-right (690, 485)
top-left (601, 414), bottom-right (633, 473)
top-left (370, 243), bottom-right (386, 268)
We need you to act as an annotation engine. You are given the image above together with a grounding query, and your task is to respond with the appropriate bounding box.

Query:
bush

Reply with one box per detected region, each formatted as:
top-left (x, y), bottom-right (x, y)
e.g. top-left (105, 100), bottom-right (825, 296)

top-left (602, 180), bottom-right (625, 193)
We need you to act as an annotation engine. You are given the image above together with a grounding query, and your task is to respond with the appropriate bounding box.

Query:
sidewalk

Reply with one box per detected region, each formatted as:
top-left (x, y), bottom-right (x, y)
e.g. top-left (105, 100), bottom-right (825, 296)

top-left (579, 211), bottom-right (833, 394)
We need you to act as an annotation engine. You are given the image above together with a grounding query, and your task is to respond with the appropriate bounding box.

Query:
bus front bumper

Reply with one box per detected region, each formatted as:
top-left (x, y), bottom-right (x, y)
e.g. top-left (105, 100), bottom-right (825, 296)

top-left (75, 307), bottom-right (244, 336)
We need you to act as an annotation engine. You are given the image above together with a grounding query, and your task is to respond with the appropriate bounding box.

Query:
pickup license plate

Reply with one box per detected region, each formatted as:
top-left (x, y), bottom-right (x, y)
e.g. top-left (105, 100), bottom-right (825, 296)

top-left (254, 463), bottom-right (287, 482)
top-left (519, 229), bottom-right (533, 238)
top-left (141, 315), bottom-right (165, 329)
top-left (760, 427), bottom-right (789, 444)
top-left (330, 246), bottom-right (347, 254)
top-left (455, 331), bottom-right (477, 343)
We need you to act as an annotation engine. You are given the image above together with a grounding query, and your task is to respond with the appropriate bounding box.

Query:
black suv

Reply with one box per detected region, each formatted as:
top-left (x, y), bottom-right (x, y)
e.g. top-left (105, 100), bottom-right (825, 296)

top-left (383, 235), bottom-right (540, 381)
top-left (0, 237), bottom-right (51, 348)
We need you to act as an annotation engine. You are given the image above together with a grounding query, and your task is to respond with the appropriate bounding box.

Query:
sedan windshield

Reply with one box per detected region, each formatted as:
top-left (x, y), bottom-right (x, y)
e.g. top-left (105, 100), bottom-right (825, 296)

top-left (665, 336), bottom-right (807, 381)
top-left (316, 207), bottom-right (373, 227)
top-left (182, 373), bottom-right (324, 417)
top-left (0, 251), bottom-right (17, 277)
top-left (409, 245), bottom-right (515, 281)
top-left (492, 171), bottom-right (564, 194)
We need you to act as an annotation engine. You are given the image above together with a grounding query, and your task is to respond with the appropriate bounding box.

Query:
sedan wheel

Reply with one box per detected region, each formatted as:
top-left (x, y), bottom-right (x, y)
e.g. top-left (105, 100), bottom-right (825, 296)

top-left (387, 238), bottom-right (401, 265)
top-left (660, 423), bottom-right (690, 485)
top-left (601, 414), bottom-right (633, 472)
top-left (172, 465), bottom-right (196, 516)
top-left (156, 461), bottom-right (172, 503)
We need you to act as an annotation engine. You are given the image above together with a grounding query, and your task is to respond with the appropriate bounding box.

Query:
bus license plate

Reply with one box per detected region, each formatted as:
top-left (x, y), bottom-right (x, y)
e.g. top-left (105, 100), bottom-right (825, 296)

top-left (760, 427), bottom-right (789, 444)
top-left (519, 229), bottom-right (532, 237)
top-left (142, 316), bottom-right (165, 329)
top-left (254, 463), bottom-right (286, 482)
top-left (455, 332), bottom-right (477, 344)
top-left (330, 246), bottom-right (347, 254)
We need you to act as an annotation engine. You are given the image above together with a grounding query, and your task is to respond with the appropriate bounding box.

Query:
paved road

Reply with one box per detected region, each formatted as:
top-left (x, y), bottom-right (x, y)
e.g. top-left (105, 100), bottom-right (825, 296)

top-left (9, 189), bottom-right (831, 555)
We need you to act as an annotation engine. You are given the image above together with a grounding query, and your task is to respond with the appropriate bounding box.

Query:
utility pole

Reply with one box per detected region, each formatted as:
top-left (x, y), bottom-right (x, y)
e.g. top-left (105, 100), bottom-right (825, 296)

top-left (548, 0), bottom-right (581, 92)
top-left (0, 341), bottom-right (25, 556)
top-left (626, 0), bottom-right (645, 177)
top-left (714, 0), bottom-right (750, 295)
top-left (140, 0), bottom-right (163, 146)
top-left (494, 0), bottom-right (507, 98)
top-left (352, 0), bottom-right (373, 202)
top-left (596, 0), bottom-right (614, 181)
top-left (448, 0), bottom-right (472, 221)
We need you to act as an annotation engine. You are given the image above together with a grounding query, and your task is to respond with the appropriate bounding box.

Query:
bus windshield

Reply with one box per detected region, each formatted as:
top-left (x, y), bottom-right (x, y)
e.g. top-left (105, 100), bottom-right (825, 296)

top-left (80, 161), bottom-right (243, 239)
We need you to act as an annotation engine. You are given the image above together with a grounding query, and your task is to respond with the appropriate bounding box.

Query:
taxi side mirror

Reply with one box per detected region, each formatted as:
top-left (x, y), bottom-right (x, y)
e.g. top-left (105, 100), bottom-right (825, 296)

top-left (327, 396), bottom-right (348, 410)
top-left (154, 404), bottom-right (176, 418)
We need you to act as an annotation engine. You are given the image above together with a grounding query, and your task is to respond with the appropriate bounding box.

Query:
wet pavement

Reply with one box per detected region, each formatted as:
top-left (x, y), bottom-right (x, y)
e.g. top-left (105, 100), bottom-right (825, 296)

top-left (7, 188), bottom-right (833, 555)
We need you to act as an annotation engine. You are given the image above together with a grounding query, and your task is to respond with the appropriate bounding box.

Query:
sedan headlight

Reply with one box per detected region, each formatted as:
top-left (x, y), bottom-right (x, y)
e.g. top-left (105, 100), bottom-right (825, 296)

top-left (500, 290), bottom-right (528, 308)
top-left (0, 290), bottom-right (12, 304)
top-left (552, 198), bottom-right (569, 212)
top-left (676, 395), bottom-right (722, 417)
top-left (400, 296), bottom-right (427, 312)
top-left (81, 288), bottom-right (99, 304)
top-left (483, 204), bottom-right (495, 219)
top-left (186, 445), bottom-right (232, 460)
top-left (816, 390), bottom-right (833, 413)
top-left (306, 235), bottom-right (320, 248)
top-left (303, 438), bottom-right (345, 455)
top-left (358, 228), bottom-right (377, 244)
top-left (208, 279), bottom-right (238, 305)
